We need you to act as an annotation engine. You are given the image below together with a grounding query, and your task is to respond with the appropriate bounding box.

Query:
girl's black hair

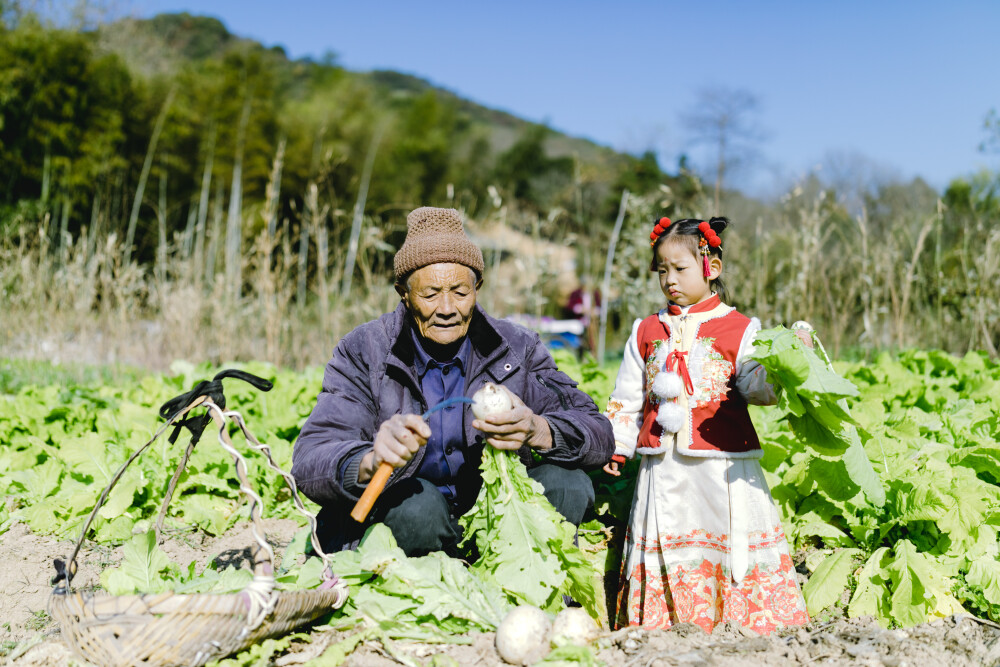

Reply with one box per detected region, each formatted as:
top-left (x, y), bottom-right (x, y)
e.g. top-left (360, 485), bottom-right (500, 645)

top-left (649, 216), bottom-right (730, 303)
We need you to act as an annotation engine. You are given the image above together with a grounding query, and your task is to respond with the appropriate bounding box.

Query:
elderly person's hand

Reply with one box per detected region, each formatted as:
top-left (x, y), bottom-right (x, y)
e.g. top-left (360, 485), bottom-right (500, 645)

top-left (472, 385), bottom-right (552, 452)
top-left (358, 414), bottom-right (431, 482)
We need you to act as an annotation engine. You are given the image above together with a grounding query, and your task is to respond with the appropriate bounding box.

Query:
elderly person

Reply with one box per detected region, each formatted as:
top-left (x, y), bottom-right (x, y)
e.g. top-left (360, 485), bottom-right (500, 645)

top-left (292, 206), bottom-right (614, 556)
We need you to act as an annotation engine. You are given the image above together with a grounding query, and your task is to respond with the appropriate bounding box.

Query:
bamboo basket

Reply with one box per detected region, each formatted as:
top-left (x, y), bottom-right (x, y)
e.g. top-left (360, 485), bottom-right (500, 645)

top-left (50, 374), bottom-right (348, 667)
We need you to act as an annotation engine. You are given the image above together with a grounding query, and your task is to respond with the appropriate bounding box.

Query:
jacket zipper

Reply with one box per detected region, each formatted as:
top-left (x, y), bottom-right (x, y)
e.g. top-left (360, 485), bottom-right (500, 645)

top-left (537, 375), bottom-right (569, 410)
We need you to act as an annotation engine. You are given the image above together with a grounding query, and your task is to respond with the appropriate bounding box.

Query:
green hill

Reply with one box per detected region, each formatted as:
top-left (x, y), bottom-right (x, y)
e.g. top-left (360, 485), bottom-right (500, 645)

top-left (0, 9), bottom-right (688, 261)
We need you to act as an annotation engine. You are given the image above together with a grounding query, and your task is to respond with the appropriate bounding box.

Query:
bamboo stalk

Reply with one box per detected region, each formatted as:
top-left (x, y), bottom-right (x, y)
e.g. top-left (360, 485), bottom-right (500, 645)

top-left (156, 163), bottom-right (167, 286)
top-left (341, 122), bottom-right (385, 299)
top-left (296, 217), bottom-right (309, 307)
top-left (596, 189), bottom-right (629, 364)
top-left (194, 126), bottom-right (216, 288)
top-left (266, 138), bottom-right (286, 240)
top-left (125, 86), bottom-right (176, 265)
top-left (41, 148), bottom-right (51, 207)
top-left (226, 91), bottom-right (254, 301)
top-left (206, 181), bottom-right (224, 283)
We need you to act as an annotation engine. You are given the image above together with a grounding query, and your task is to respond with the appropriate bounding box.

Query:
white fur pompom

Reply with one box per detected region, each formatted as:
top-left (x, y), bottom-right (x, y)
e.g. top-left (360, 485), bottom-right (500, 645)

top-left (655, 401), bottom-right (685, 433)
top-left (651, 371), bottom-right (683, 400)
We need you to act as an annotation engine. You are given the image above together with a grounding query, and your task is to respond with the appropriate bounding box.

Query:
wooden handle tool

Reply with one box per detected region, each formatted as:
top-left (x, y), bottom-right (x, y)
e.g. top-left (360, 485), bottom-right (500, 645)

top-left (349, 462), bottom-right (393, 523)
top-left (349, 396), bottom-right (474, 523)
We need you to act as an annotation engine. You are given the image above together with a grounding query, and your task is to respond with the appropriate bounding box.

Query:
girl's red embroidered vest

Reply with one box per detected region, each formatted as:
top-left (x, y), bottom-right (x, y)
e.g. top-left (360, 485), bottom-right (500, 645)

top-left (635, 295), bottom-right (761, 457)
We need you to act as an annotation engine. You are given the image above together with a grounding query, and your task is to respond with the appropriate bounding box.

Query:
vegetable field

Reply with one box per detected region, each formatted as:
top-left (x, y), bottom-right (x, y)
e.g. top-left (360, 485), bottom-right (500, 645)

top-left (1, 345), bottom-right (1000, 665)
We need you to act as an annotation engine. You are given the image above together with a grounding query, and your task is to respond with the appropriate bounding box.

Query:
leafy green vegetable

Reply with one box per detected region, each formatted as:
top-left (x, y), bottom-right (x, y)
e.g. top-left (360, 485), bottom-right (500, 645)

top-left (802, 548), bottom-right (861, 615)
top-left (459, 447), bottom-right (599, 619)
top-left (536, 643), bottom-right (601, 666)
top-left (101, 531), bottom-right (175, 595)
top-left (100, 530), bottom-right (254, 595)
top-left (752, 345), bottom-right (1000, 626)
top-left (886, 540), bottom-right (965, 626)
top-left (751, 326), bottom-right (885, 506)
top-left (4, 347), bottom-right (1000, 633)
top-left (966, 558), bottom-right (1000, 607)
top-left (848, 547), bottom-right (892, 624)
top-left (207, 633), bottom-right (307, 667)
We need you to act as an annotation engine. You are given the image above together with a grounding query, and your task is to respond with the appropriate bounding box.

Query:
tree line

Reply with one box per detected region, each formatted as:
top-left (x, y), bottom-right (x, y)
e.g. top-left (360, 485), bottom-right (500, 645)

top-left (0, 11), bottom-right (700, 265)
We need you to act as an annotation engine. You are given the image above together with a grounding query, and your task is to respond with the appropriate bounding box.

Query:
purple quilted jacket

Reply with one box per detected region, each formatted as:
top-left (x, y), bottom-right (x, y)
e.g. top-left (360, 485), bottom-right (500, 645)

top-left (292, 302), bottom-right (614, 551)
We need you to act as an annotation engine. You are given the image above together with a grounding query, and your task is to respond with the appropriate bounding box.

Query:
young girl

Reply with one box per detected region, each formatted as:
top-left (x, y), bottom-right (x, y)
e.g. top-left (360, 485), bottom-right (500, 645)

top-left (604, 216), bottom-right (809, 635)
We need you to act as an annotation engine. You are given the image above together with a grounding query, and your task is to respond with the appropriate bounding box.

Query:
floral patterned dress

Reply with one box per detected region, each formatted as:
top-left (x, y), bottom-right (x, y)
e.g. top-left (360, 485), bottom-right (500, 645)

top-left (605, 300), bottom-right (808, 635)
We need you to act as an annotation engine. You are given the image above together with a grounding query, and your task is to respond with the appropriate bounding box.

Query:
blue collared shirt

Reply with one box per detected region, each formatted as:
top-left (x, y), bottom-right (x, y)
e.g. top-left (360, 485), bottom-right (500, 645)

top-left (411, 329), bottom-right (472, 500)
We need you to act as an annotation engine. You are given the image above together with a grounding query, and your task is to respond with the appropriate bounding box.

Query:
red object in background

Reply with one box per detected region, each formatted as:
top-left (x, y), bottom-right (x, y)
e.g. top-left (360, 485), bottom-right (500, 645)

top-left (564, 285), bottom-right (602, 354)
top-left (565, 286), bottom-right (602, 324)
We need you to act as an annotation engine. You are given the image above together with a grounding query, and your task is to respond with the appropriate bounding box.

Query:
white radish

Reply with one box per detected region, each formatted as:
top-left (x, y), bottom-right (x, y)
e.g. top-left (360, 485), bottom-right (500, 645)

top-left (550, 607), bottom-right (599, 647)
top-left (495, 604), bottom-right (552, 665)
top-left (472, 382), bottom-right (513, 419)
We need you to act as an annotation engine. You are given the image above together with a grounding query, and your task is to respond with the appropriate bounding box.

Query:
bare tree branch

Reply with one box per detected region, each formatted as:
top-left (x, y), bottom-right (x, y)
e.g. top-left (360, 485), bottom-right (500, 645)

top-left (680, 87), bottom-right (767, 213)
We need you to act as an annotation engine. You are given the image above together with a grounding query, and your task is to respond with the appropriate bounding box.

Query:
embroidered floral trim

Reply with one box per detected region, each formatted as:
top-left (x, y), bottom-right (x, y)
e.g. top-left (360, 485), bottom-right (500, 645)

top-left (627, 526), bottom-right (790, 554)
top-left (605, 399), bottom-right (636, 432)
top-left (689, 336), bottom-right (734, 408)
top-left (615, 553), bottom-right (808, 635)
top-left (644, 339), bottom-right (669, 397)
top-left (646, 336), bottom-right (735, 410)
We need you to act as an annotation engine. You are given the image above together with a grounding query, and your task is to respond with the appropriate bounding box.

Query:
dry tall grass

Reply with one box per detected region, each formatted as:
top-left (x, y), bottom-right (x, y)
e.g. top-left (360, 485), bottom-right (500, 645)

top-left (605, 187), bottom-right (999, 360)
top-left (2, 177), bottom-right (998, 371)
top-left (0, 188), bottom-right (579, 371)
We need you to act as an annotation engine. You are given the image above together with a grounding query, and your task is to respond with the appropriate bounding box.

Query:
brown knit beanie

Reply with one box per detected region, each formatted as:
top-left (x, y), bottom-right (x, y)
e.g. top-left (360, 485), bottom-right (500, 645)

top-left (393, 207), bottom-right (485, 282)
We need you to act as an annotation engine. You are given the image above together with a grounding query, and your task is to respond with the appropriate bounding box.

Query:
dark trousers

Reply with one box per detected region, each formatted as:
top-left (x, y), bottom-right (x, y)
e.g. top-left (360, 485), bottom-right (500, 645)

top-left (371, 464), bottom-right (595, 557)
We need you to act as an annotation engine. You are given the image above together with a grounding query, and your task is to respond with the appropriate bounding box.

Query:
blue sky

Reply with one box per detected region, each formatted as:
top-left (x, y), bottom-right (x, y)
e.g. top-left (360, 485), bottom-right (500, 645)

top-left (138, 0), bottom-right (999, 196)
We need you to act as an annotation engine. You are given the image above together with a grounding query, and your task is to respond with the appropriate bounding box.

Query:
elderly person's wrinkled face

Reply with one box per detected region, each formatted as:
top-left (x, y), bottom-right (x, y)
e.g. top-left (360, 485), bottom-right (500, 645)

top-left (397, 263), bottom-right (482, 346)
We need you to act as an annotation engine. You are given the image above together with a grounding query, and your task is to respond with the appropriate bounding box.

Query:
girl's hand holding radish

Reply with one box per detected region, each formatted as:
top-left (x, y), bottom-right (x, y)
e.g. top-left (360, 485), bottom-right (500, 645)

top-left (792, 320), bottom-right (816, 348)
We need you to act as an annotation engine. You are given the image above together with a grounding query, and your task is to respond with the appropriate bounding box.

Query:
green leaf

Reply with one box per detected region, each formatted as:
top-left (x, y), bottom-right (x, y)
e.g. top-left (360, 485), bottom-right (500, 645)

top-left (792, 515), bottom-right (856, 549)
top-left (966, 558), bottom-right (1000, 606)
top-left (886, 540), bottom-right (965, 627)
top-left (380, 552), bottom-right (511, 630)
top-left (211, 634), bottom-right (304, 667)
top-left (937, 477), bottom-right (990, 550)
top-left (849, 547), bottom-right (892, 625)
top-left (752, 327), bottom-right (859, 400)
top-left (347, 525), bottom-right (510, 631)
top-left (537, 643), bottom-right (600, 666)
top-left (16, 502), bottom-right (61, 534)
top-left (9, 458), bottom-right (63, 502)
top-left (100, 531), bottom-right (173, 595)
top-left (805, 457), bottom-right (860, 502)
top-left (59, 432), bottom-right (119, 482)
top-left (279, 526), bottom-right (311, 574)
top-left (309, 627), bottom-right (377, 666)
top-left (802, 548), bottom-right (861, 615)
top-left (460, 448), bottom-right (598, 617)
top-left (843, 434), bottom-right (886, 507)
top-left (753, 328), bottom-right (886, 505)
top-left (175, 493), bottom-right (237, 535)
top-left (291, 555), bottom-right (329, 590)
top-left (97, 468), bottom-right (143, 520)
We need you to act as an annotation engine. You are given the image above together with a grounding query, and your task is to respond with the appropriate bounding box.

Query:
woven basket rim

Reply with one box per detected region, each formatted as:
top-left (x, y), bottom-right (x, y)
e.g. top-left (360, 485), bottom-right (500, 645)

top-left (52, 584), bottom-right (346, 611)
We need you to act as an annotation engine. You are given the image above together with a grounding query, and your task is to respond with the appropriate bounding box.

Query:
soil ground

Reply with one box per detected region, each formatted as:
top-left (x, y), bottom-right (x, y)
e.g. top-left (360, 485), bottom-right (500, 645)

top-left (2, 520), bottom-right (999, 667)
